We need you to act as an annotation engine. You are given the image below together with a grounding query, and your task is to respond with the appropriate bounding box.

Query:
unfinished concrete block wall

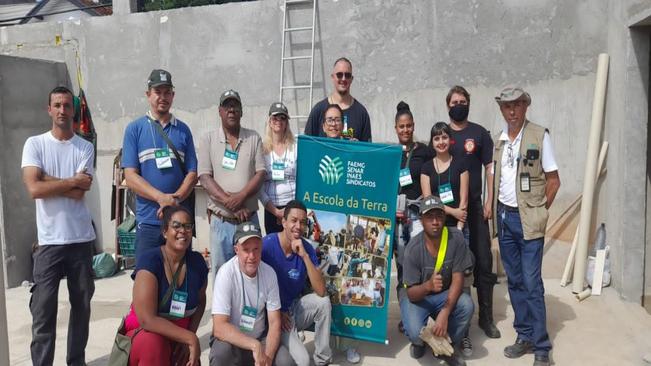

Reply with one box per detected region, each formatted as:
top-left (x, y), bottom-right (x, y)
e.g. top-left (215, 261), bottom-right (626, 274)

top-left (0, 0), bottom-right (649, 301)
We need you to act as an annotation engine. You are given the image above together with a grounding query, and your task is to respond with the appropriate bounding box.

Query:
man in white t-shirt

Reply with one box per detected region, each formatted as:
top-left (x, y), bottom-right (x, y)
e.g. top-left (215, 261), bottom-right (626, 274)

top-left (491, 87), bottom-right (560, 366)
top-left (210, 221), bottom-right (291, 366)
top-left (21, 86), bottom-right (96, 366)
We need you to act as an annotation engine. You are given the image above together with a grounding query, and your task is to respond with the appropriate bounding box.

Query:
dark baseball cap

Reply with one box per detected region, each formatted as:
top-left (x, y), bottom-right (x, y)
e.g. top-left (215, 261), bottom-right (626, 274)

top-left (420, 195), bottom-right (445, 215)
top-left (233, 221), bottom-right (262, 246)
top-left (269, 102), bottom-right (289, 117)
top-left (220, 89), bottom-right (241, 106)
top-left (147, 69), bottom-right (173, 88)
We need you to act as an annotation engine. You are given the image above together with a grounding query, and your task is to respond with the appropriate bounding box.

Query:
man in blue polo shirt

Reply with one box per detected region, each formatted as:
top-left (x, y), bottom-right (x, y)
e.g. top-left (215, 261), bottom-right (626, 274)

top-left (122, 69), bottom-right (198, 258)
top-left (261, 200), bottom-right (332, 366)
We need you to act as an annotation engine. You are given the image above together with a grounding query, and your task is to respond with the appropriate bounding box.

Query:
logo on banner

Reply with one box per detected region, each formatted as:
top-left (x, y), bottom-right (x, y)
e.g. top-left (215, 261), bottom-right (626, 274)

top-left (318, 155), bottom-right (344, 185)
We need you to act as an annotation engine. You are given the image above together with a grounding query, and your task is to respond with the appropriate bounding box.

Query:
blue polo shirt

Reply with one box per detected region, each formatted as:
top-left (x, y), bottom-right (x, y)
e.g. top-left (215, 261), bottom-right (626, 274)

top-left (121, 114), bottom-right (198, 225)
top-left (261, 233), bottom-right (319, 312)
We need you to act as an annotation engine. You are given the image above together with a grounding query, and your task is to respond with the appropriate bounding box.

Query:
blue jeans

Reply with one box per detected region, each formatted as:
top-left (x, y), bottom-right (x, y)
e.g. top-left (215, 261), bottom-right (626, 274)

top-left (209, 213), bottom-right (259, 275)
top-left (399, 290), bottom-right (474, 346)
top-left (497, 205), bottom-right (551, 356)
top-left (135, 222), bottom-right (164, 259)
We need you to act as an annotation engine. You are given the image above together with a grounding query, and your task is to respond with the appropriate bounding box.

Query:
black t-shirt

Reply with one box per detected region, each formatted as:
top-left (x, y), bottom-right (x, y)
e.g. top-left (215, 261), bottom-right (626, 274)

top-left (421, 157), bottom-right (468, 227)
top-left (399, 142), bottom-right (435, 200)
top-left (304, 97), bottom-right (372, 142)
top-left (403, 228), bottom-right (473, 292)
top-left (448, 121), bottom-right (493, 202)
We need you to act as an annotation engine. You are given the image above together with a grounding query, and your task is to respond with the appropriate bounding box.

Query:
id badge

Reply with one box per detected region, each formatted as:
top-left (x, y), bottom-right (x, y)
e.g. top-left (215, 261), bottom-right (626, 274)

top-left (169, 290), bottom-right (188, 318)
top-left (520, 172), bottom-right (531, 192)
top-left (155, 149), bottom-right (173, 169)
top-left (399, 168), bottom-right (413, 187)
top-left (439, 183), bottom-right (454, 204)
top-left (222, 150), bottom-right (238, 170)
top-left (239, 305), bottom-right (258, 332)
top-left (272, 162), bottom-right (285, 181)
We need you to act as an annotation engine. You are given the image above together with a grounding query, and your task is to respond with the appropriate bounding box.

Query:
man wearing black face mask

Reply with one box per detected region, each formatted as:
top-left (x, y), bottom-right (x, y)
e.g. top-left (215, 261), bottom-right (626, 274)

top-left (445, 86), bottom-right (500, 350)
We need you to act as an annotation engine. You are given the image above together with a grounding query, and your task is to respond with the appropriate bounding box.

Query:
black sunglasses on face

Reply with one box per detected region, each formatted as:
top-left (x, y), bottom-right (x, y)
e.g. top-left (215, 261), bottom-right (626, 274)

top-left (335, 72), bottom-right (353, 80)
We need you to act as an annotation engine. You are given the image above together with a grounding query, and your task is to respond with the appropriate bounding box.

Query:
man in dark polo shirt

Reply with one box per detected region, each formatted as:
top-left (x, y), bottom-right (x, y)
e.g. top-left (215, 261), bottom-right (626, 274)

top-left (304, 57), bottom-right (372, 141)
top-left (399, 195), bottom-right (474, 366)
top-left (445, 85), bottom-right (500, 347)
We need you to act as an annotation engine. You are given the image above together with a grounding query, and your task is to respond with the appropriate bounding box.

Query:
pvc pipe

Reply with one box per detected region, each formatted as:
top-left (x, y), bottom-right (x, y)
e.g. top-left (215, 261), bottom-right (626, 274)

top-left (560, 141), bottom-right (608, 287)
top-left (576, 288), bottom-right (592, 301)
top-left (572, 53), bottom-right (610, 294)
top-left (0, 249), bottom-right (9, 365)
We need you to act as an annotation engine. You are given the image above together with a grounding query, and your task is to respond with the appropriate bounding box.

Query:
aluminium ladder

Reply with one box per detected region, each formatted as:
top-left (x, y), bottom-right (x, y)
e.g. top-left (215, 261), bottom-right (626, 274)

top-left (278, 0), bottom-right (317, 133)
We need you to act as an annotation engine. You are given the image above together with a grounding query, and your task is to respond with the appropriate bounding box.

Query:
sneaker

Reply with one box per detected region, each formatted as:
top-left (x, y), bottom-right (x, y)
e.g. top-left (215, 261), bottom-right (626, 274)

top-left (346, 347), bottom-right (361, 364)
top-left (460, 337), bottom-right (473, 357)
top-left (533, 354), bottom-right (550, 366)
top-left (409, 344), bottom-right (425, 359)
top-left (438, 352), bottom-right (467, 366)
top-left (504, 339), bottom-right (534, 359)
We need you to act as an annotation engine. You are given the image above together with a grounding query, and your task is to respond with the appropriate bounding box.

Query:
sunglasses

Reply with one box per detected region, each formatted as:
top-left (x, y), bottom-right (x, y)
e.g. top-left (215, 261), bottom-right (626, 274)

top-left (170, 221), bottom-right (194, 232)
top-left (335, 72), bottom-right (353, 80)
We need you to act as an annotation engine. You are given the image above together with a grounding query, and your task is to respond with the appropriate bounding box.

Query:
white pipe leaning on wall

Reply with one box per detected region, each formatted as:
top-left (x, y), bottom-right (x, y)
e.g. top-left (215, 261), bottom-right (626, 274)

top-left (572, 53), bottom-right (610, 294)
top-left (560, 141), bottom-right (608, 287)
top-left (0, 251), bottom-right (9, 365)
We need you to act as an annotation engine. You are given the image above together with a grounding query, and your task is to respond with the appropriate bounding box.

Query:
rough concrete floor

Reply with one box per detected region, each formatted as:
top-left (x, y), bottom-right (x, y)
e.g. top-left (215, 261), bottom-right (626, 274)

top-left (6, 239), bottom-right (651, 365)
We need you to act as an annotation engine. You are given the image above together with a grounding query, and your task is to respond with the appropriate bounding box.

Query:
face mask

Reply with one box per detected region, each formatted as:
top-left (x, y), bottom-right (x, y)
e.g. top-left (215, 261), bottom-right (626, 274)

top-left (448, 104), bottom-right (469, 122)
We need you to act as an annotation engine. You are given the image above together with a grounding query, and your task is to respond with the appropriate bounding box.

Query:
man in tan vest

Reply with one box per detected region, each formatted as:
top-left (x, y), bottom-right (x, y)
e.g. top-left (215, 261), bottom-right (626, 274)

top-left (491, 87), bottom-right (560, 366)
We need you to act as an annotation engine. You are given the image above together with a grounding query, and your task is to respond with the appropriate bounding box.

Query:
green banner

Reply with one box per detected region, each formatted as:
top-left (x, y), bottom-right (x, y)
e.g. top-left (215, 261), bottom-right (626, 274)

top-left (296, 135), bottom-right (401, 344)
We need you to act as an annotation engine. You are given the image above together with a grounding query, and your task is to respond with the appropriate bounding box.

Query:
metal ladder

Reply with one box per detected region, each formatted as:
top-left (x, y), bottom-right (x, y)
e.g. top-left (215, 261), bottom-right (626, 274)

top-left (278, 0), bottom-right (317, 133)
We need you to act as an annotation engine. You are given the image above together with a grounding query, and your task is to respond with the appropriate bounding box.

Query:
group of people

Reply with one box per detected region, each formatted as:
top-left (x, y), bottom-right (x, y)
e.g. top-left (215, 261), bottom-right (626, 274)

top-left (21, 55), bottom-right (560, 366)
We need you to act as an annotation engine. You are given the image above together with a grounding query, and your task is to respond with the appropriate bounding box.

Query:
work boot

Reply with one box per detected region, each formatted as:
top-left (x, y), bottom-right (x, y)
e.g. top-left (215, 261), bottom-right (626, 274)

top-left (410, 344), bottom-right (425, 359)
top-left (533, 354), bottom-right (550, 366)
top-left (477, 284), bottom-right (501, 338)
top-left (438, 351), bottom-right (467, 366)
top-left (504, 339), bottom-right (533, 358)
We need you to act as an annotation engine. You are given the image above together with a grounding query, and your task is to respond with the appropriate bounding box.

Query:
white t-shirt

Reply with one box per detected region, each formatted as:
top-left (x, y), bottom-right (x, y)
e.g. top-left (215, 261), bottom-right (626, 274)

top-left (212, 256), bottom-right (281, 339)
top-left (21, 132), bottom-right (96, 245)
top-left (498, 128), bottom-right (558, 207)
top-left (260, 143), bottom-right (298, 207)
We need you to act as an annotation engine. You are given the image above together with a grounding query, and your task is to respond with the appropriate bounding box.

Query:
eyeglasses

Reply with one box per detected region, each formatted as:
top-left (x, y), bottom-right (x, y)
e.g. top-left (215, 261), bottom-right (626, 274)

top-left (325, 117), bottom-right (342, 125)
top-left (170, 221), bottom-right (194, 232)
top-left (507, 143), bottom-right (515, 168)
top-left (335, 72), bottom-right (352, 80)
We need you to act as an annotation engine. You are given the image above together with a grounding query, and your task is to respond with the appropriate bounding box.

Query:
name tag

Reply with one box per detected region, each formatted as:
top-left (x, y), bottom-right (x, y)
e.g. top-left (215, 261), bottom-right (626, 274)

top-left (169, 290), bottom-right (188, 318)
top-left (520, 172), bottom-right (531, 192)
top-left (272, 162), bottom-right (285, 181)
top-left (439, 183), bottom-right (454, 204)
top-left (155, 149), bottom-right (173, 169)
top-left (399, 168), bottom-right (413, 187)
top-left (239, 305), bottom-right (258, 333)
top-left (222, 150), bottom-right (238, 170)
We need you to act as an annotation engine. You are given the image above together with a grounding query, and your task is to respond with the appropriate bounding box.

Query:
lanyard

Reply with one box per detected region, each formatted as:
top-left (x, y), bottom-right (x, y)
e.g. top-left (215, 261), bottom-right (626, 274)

top-left (239, 268), bottom-right (260, 311)
top-left (146, 111), bottom-right (174, 150)
top-left (272, 145), bottom-right (288, 165)
top-left (434, 157), bottom-right (452, 189)
top-left (435, 226), bottom-right (449, 273)
top-left (224, 129), bottom-right (242, 154)
top-left (402, 143), bottom-right (416, 169)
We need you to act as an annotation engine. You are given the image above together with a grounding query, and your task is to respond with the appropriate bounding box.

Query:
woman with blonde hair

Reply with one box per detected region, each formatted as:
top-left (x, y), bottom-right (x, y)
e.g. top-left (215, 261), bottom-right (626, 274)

top-left (260, 102), bottom-right (297, 234)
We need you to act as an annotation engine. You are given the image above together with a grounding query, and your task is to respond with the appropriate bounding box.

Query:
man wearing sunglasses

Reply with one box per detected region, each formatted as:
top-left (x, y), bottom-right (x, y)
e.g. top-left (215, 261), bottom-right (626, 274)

top-left (304, 57), bottom-right (372, 142)
top-left (198, 89), bottom-right (266, 276)
top-left (492, 87), bottom-right (560, 366)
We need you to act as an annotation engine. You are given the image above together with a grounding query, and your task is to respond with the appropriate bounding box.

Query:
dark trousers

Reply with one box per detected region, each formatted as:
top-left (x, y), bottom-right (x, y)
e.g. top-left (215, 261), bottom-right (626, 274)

top-left (30, 242), bottom-right (95, 366)
top-left (135, 222), bottom-right (164, 259)
top-left (467, 200), bottom-right (498, 324)
top-left (497, 204), bottom-right (551, 356)
top-left (264, 207), bottom-right (285, 235)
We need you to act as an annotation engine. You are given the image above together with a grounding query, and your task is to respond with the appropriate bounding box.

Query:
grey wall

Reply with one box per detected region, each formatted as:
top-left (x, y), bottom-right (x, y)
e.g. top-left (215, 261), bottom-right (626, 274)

top-left (0, 0), bottom-right (649, 300)
top-left (0, 56), bottom-right (70, 287)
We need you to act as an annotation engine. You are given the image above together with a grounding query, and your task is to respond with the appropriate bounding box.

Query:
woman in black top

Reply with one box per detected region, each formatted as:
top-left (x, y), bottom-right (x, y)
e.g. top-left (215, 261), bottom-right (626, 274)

top-left (421, 122), bottom-right (469, 230)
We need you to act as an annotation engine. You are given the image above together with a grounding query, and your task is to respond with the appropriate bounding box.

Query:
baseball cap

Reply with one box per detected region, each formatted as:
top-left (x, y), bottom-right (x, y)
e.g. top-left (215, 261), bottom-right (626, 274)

top-left (495, 86), bottom-right (531, 105)
top-left (269, 102), bottom-right (289, 117)
top-left (233, 221), bottom-right (262, 246)
top-left (147, 69), bottom-right (173, 88)
top-left (220, 89), bottom-right (241, 106)
top-left (419, 195), bottom-right (445, 215)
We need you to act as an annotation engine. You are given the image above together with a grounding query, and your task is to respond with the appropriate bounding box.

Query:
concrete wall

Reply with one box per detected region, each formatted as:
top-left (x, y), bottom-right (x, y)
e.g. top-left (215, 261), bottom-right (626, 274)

top-left (0, 0), bottom-right (648, 300)
top-left (0, 56), bottom-right (70, 287)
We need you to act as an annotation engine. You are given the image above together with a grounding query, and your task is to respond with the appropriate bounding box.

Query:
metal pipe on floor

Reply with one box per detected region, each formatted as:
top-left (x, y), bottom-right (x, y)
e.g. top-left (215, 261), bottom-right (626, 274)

top-left (572, 53), bottom-right (609, 294)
